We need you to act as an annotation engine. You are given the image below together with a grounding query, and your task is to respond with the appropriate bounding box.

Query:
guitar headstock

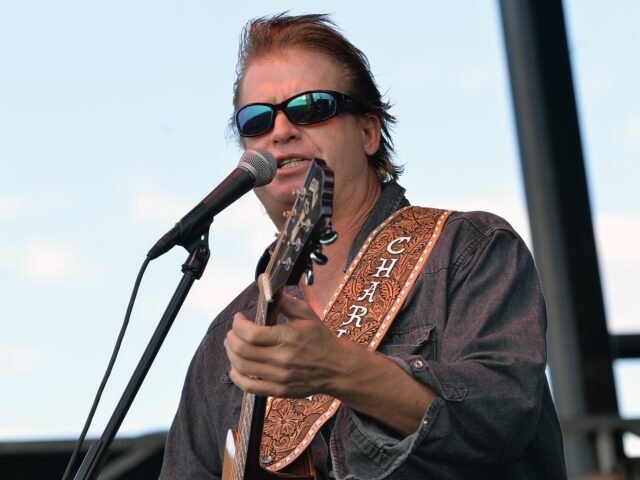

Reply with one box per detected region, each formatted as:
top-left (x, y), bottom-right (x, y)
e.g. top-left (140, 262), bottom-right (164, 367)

top-left (264, 159), bottom-right (336, 297)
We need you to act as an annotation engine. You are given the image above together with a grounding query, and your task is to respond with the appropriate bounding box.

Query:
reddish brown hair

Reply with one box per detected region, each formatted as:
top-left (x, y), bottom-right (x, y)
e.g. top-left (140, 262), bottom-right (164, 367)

top-left (231, 13), bottom-right (402, 182)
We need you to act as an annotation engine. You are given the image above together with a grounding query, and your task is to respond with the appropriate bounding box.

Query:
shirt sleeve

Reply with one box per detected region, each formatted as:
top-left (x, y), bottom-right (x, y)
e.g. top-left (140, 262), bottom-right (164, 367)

top-left (159, 328), bottom-right (226, 480)
top-left (330, 220), bottom-right (549, 478)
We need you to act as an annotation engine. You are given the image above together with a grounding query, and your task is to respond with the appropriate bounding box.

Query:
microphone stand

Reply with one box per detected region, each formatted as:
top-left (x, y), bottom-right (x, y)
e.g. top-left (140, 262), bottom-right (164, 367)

top-left (73, 233), bottom-right (211, 480)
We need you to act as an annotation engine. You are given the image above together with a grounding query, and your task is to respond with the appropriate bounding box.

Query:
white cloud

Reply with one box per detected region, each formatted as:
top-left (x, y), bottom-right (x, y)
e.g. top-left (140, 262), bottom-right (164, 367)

top-left (25, 240), bottom-right (80, 281)
top-left (0, 194), bottom-right (24, 220)
top-left (0, 426), bottom-right (42, 440)
top-left (595, 211), bottom-right (640, 267)
top-left (595, 211), bottom-right (640, 333)
top-left (0, 347), bottom-right (39, 374)
top-left (624, 433), bottom-right (640, 458)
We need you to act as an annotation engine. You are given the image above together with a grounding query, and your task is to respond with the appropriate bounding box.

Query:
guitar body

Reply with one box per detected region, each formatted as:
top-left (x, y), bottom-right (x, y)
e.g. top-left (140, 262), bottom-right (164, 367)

top-left (220, 160), bottom-right (334, 480)
top-left (222, 428), bottom-right (316, 480)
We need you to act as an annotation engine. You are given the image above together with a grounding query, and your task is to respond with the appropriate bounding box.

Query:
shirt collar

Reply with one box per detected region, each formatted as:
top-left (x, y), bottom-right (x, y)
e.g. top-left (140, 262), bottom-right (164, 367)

top-left (344, 181), bottom-right (409, 271)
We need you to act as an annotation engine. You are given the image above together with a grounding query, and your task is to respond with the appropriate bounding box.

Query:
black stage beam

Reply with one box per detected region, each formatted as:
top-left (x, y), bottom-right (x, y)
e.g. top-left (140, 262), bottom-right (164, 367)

top-left (610, 334), bottom-right (640, 360)
top-left (499, 0), bottom-right (621, 476)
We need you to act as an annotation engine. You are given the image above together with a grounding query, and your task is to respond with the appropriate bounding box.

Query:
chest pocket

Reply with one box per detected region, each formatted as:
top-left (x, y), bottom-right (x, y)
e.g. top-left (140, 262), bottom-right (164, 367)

top-left (378, 324), bottom-right (436, 359)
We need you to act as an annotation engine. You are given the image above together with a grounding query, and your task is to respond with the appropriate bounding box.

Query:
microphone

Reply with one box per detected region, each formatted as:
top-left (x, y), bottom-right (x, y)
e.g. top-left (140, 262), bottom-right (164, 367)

top-left (147, 149), bottom-right (277, 260)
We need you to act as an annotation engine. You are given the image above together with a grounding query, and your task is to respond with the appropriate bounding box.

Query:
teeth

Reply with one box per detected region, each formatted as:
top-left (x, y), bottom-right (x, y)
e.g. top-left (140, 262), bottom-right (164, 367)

top-left (280, 159), bottom-right (303, 169)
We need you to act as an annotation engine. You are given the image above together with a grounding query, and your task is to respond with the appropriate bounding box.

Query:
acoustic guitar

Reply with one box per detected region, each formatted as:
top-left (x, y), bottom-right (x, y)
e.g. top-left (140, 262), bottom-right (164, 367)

top-left (222, 159), bottom-right (336, 480)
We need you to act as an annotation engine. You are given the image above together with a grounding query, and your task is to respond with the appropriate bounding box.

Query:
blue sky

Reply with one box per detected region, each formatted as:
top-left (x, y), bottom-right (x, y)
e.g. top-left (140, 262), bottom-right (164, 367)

top-left (0, 0), bottom-right (638, 455)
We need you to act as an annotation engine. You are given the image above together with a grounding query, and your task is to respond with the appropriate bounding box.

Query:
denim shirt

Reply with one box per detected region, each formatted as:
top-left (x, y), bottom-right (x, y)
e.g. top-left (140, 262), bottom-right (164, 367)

top-left (160, 182), bottom-right (567, 480)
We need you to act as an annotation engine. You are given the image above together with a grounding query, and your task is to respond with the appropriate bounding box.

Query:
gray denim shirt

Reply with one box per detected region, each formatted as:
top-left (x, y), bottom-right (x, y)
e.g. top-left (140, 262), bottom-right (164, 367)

top-left (160, 182), bottom-right (567, 479)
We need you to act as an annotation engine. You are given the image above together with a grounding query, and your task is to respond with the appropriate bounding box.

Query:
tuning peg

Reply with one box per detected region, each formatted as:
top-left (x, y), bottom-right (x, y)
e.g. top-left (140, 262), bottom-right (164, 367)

top-left (310, 250), bottom-right (328, 265)
top-left (302, 218), bottom-right (312, 231)
top-left (289, 238), bottom-right (302, 251)
top-left (319, 230), bottom-right (338, 245)
top-left (279, 257), bottom-right (293, 271)
top-left (304, 267), bottom-right (314, 286)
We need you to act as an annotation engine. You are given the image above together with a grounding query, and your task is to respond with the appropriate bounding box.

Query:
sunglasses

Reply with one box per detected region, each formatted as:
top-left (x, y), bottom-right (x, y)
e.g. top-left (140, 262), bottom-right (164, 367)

top-left (235, 90), bottom-right (364, 137)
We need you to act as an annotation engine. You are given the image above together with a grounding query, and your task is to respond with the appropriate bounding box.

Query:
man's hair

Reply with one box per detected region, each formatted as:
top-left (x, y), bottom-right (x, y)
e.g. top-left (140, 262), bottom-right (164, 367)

top-left (231, 13), bottom-right (402, 182)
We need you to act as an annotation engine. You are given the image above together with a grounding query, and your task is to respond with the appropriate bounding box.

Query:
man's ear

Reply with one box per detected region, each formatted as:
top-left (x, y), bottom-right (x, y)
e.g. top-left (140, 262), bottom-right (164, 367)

top-left (360, 113), bottom-right (382, 156)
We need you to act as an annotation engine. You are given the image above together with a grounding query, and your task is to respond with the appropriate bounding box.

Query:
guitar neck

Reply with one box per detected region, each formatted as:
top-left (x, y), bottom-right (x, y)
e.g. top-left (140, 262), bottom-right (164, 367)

top-left (233, 393), bottom-right (267, 479)
top-left (227, 159), bottom-right (333, 480)
top-left (231, 284), bottom-right (279, 480)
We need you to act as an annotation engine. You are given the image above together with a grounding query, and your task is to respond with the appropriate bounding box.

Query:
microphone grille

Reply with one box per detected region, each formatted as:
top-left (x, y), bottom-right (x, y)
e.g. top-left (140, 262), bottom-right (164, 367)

top-left (238, 149), bottom-right (277, 187)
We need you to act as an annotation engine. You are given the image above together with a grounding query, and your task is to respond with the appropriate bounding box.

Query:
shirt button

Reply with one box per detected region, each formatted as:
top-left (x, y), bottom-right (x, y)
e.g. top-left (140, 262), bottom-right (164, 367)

top-left (411, 359), bottom-right (424, 369)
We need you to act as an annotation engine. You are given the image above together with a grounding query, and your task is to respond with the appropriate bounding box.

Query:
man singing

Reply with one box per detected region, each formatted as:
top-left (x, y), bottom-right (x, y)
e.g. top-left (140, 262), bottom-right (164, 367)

top-left (160, 13), bottom-right (567, 479)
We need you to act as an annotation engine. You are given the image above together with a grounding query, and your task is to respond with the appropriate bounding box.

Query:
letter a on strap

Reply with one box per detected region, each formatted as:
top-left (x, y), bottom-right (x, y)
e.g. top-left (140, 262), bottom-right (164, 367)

top-left (259, 206), bottom-right (453, 472)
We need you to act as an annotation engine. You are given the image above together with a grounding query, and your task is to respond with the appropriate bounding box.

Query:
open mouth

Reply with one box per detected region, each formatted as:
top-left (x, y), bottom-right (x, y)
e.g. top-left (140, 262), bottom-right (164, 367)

top-left (278, 158), bottom-right (308, 169)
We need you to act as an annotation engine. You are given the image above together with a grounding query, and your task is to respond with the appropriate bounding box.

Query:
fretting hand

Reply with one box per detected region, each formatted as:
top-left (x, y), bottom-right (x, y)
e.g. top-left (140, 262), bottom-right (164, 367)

top-left (224, 292), bottom-right (350, 399)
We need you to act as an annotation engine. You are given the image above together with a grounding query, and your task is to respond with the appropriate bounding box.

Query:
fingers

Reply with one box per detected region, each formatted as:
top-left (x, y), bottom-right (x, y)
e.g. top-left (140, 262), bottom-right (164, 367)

top-left (225, 323), bottom-right (279, 365)
top-left (278, 292), bottom-right (320, 322)
top-left (230, 294), bottom-right (319, 348)
top-left (228, 367), bottom-right (294, 398)
top-left (226, 312), bottom-right (295, 365)
top-left (225, 342), bottom-right (288, 383)
top-left (231, 311), bottom-right (282, 346)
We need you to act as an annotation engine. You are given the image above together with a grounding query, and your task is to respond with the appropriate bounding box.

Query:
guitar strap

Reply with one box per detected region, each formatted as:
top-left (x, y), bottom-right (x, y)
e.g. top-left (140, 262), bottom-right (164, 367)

top-left (258, 206), bottom-right (453, 472)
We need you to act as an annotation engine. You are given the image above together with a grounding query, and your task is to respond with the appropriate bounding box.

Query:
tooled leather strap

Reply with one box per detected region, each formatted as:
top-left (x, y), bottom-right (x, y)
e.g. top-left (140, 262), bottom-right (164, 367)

top-left (259, 206), bottom-right (453, 472)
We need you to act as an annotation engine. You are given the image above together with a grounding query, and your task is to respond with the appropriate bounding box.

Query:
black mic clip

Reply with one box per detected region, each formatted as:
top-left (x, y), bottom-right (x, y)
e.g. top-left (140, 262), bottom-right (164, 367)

top-left (148, 202), bottom-right (217, 261)
top-left (181, 234), bottom-right (211, 280)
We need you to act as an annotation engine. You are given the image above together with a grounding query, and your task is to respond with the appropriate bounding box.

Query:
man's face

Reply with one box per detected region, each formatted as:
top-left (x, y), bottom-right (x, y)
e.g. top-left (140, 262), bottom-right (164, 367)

top-left (237, 48), bottom-right (381, 226)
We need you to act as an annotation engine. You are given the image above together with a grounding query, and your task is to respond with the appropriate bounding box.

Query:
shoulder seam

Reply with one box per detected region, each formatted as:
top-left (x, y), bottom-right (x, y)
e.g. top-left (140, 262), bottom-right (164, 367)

top-left (445, 215), bottom-right (519, 274)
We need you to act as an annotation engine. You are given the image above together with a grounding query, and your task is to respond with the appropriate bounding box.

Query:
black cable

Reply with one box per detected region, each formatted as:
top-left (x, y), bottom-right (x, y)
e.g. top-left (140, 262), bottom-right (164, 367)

top-left (61, 256), bottom-right (151, 480)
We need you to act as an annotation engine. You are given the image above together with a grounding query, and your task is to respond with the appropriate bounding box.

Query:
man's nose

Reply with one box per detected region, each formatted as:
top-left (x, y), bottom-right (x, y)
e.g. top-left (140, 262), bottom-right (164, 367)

top-left (270, 110), bottom-right (300, 144)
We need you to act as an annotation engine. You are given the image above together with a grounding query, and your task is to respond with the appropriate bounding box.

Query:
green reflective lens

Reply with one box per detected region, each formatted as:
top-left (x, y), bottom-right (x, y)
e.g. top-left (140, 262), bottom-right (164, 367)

top-left (237, 105), bottom-right (273, 137)
top-left (287, 92), bottom-right (336, 124)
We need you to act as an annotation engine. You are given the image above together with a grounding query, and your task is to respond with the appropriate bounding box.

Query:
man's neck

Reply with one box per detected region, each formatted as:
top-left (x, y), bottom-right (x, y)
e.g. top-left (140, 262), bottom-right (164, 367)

top-left (300, 181), bottom-right (382, 315)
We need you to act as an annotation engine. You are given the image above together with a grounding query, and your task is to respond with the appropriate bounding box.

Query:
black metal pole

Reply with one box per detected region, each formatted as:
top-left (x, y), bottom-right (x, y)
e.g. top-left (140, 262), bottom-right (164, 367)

top-left (73, 244), bottom-right (210, 480)
top-left (499, 0), bottom-right (620, 476)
